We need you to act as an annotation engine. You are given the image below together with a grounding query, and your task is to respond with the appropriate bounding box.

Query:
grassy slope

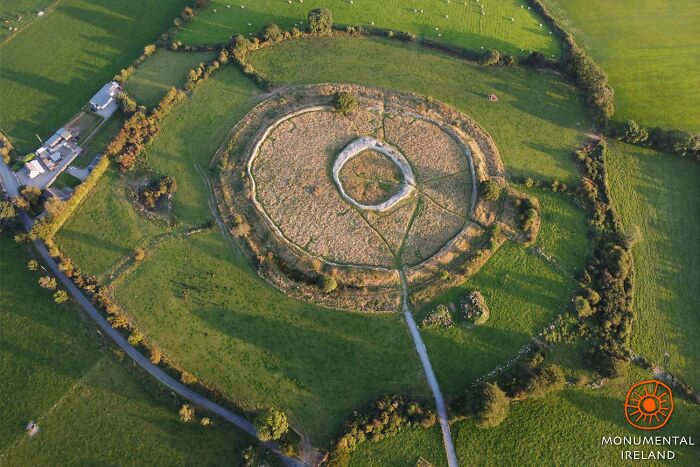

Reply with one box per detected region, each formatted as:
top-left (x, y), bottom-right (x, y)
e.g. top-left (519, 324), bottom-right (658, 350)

top-left (0, 236), bottom-right (244, 465)
top-left (352, 367), bottom-right (700, 466)
top-left (606, 142), bottom-right (700, 388)
top-left (419, 190), bottom-right (590, 395)
top-left (56, 168), bottom-right (161, 278)
top-left (0, 0), bottom-right (190, 153)
top-left (542, 0), bottom-right (700, 132)
top-left (176, 0), bottom-right (559, 58)
top-left (250, 36), bottom-right (587, 185)
top-left (115, 229), bottom-right (429, 444)
top-left (123, 50), bottom-right (216, 109)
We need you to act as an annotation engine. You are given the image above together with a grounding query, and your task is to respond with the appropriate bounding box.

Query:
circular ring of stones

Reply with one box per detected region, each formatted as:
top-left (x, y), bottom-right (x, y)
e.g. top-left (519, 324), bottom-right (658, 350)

top-left (332, 136), bottom-right (416, 212)
top-left (224, 84), bottom-right (505, 280)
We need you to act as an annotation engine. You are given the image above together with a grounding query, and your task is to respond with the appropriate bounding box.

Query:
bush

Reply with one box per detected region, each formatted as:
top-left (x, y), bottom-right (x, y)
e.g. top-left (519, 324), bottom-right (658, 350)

top-left (481, 49), bottom-right (501, 66)
top-left (479, 180), bottom-right (501, 201)
top-left (179, 404), bottom-right (194, 422)
top-left (53, 290), bottom-right (69, 304)
top-left (574, 295), bottom-right (594, 318)
top-left (149, 347), bottom-right (162, 364)
top-left (38, 276), bottom-right (57, 289)
top-left (180, 371), bottom-right (197, 384)
top-left (617, 120), bottom-right (649, 144)
top-left (321, 275), bottom-right (338, 293)
top-left (27, 259), bottom-right (38, 271)
top-left (254, 408), bottom-right (288, 441)
top-left (262, 23), bottom-right (282, 42)
top-left (127, 331), bottom-right (144, 346)
top-left (333, 91), bottom-right (357, 115)
top-left (133, 247), bottom-right (146, 261)
top-left (474, 383), bottom-right (510, 428)
top-left (308, 7), bottom-right (333, 35)
top-left (622, 224), bottom-right (642, 248)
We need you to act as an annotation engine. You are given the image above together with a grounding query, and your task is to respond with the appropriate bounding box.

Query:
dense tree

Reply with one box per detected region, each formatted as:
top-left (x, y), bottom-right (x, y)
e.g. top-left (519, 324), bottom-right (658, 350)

top-left (0, 200), bottom-right (16, 227)
top-left (254, 408), bottom-right (288, 441)
top-left (474, 383), bottom-right (510, 428)
top-left (116, 92), bottom-right (137, 116)
top-left (262, 23), bottom-right (282, 42)
top-left (44, 197), bottom-right (65, 218)
top-left (308, 8), bottom-right (333, 35)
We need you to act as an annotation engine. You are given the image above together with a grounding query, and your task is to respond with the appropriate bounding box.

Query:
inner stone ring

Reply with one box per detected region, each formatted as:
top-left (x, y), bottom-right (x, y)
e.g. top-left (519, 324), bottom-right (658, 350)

top-left (332, 136), bottom-right (416, 212)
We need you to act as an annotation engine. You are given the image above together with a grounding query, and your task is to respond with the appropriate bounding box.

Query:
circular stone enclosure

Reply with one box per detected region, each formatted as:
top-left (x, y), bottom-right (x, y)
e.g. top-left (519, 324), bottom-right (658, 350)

top-left (217, 84), bottom-right (508, 311)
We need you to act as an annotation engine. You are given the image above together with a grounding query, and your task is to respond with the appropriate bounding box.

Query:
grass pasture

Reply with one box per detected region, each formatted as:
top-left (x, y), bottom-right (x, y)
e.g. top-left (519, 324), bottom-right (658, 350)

top-left (542, 0), bottom-right (700, 132)
top-left (123, 50), bottom-right (217, 109)
top-left (350, 367), bottom-right (700, 466)
top-left (0, 0), bottom-right (55, 42)
top-left (418, 189), bottom-right (590, 395)
top-left (0, 0), bottom-right (190, 153)
top-left (606, 142), bottom-right (700, 389)
top-left (176, 0), bottom-right (560, 58)
top-left (114, 229), bottom-right (429, 444)
top-left (0, 236), bottom-right (247, 465)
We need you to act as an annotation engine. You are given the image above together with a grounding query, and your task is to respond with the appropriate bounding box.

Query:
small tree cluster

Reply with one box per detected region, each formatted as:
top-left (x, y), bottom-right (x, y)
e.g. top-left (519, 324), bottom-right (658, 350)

top-left (512, 197), bottom-right (538, 233)
top-left (612, 120), bottom-right (700, 160)
top-left (184, 59), bottom-right (221, 91)
top-left (116, 92), bottom-right (137, 116)
top-left (140, 176), bottom-right (177, 210)
top-left (254, 408), bottom-right (289, 442)
top-left (308, 7), bottom-right (333, 35)
top-left (328, 395), bottom-right (436, 463)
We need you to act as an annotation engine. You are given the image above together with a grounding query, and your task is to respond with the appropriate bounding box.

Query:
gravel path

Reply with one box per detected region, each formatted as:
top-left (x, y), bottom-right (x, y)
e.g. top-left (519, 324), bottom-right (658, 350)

top-left (400, 270), bottom-right (459, 467)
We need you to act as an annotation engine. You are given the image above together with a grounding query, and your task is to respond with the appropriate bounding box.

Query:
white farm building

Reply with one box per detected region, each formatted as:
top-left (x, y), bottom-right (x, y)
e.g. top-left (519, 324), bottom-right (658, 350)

top-left (89, 81), bottom-right (120, 111)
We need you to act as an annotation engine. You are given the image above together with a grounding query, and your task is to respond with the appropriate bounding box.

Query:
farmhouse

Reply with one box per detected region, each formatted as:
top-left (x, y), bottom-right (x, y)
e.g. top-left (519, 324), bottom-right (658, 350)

top-left (25, 159), bottom-right (45, 179)
top-left (90, 81), bottom-right (120, 111)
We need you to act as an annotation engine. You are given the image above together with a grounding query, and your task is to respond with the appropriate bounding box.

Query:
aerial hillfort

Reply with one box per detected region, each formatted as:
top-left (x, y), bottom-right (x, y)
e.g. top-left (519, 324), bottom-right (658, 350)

top-left (0, 1), bottom-right (698, 466)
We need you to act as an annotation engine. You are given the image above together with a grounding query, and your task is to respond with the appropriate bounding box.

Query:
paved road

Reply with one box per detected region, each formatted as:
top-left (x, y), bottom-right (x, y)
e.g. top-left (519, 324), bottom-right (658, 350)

top-left (400, 270), bottom-right (459, 467)
top-left (1, 159), bottom-right (304, 467)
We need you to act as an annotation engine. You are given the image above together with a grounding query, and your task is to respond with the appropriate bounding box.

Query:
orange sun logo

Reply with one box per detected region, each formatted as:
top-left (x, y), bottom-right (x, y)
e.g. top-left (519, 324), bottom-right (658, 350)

top-left (624, 380), bottom-right (674, 430)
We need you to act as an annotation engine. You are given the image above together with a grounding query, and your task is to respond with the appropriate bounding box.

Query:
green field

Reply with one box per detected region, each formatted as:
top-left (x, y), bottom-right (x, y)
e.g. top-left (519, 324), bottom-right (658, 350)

top-left (419, 189), bottom-right (590, 395)
top-left (0, 236), bottom-right (248, 465)
top-left (176, 0), bottom-right (560, 58)
top-left (123, 50), bottom-right (216, 109)
top-left (542, 0), bottom-right (700, 132)
top-left (351, 367), bottom-right (700, 466)
top-left (50, 171), bottom-right (81, 190)
top-left (0, 0), bottom-right (190, 153)
top-left (0, 0), bottom-right (55, 42)
top-left (607, 142), bottom-right (700, 389)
